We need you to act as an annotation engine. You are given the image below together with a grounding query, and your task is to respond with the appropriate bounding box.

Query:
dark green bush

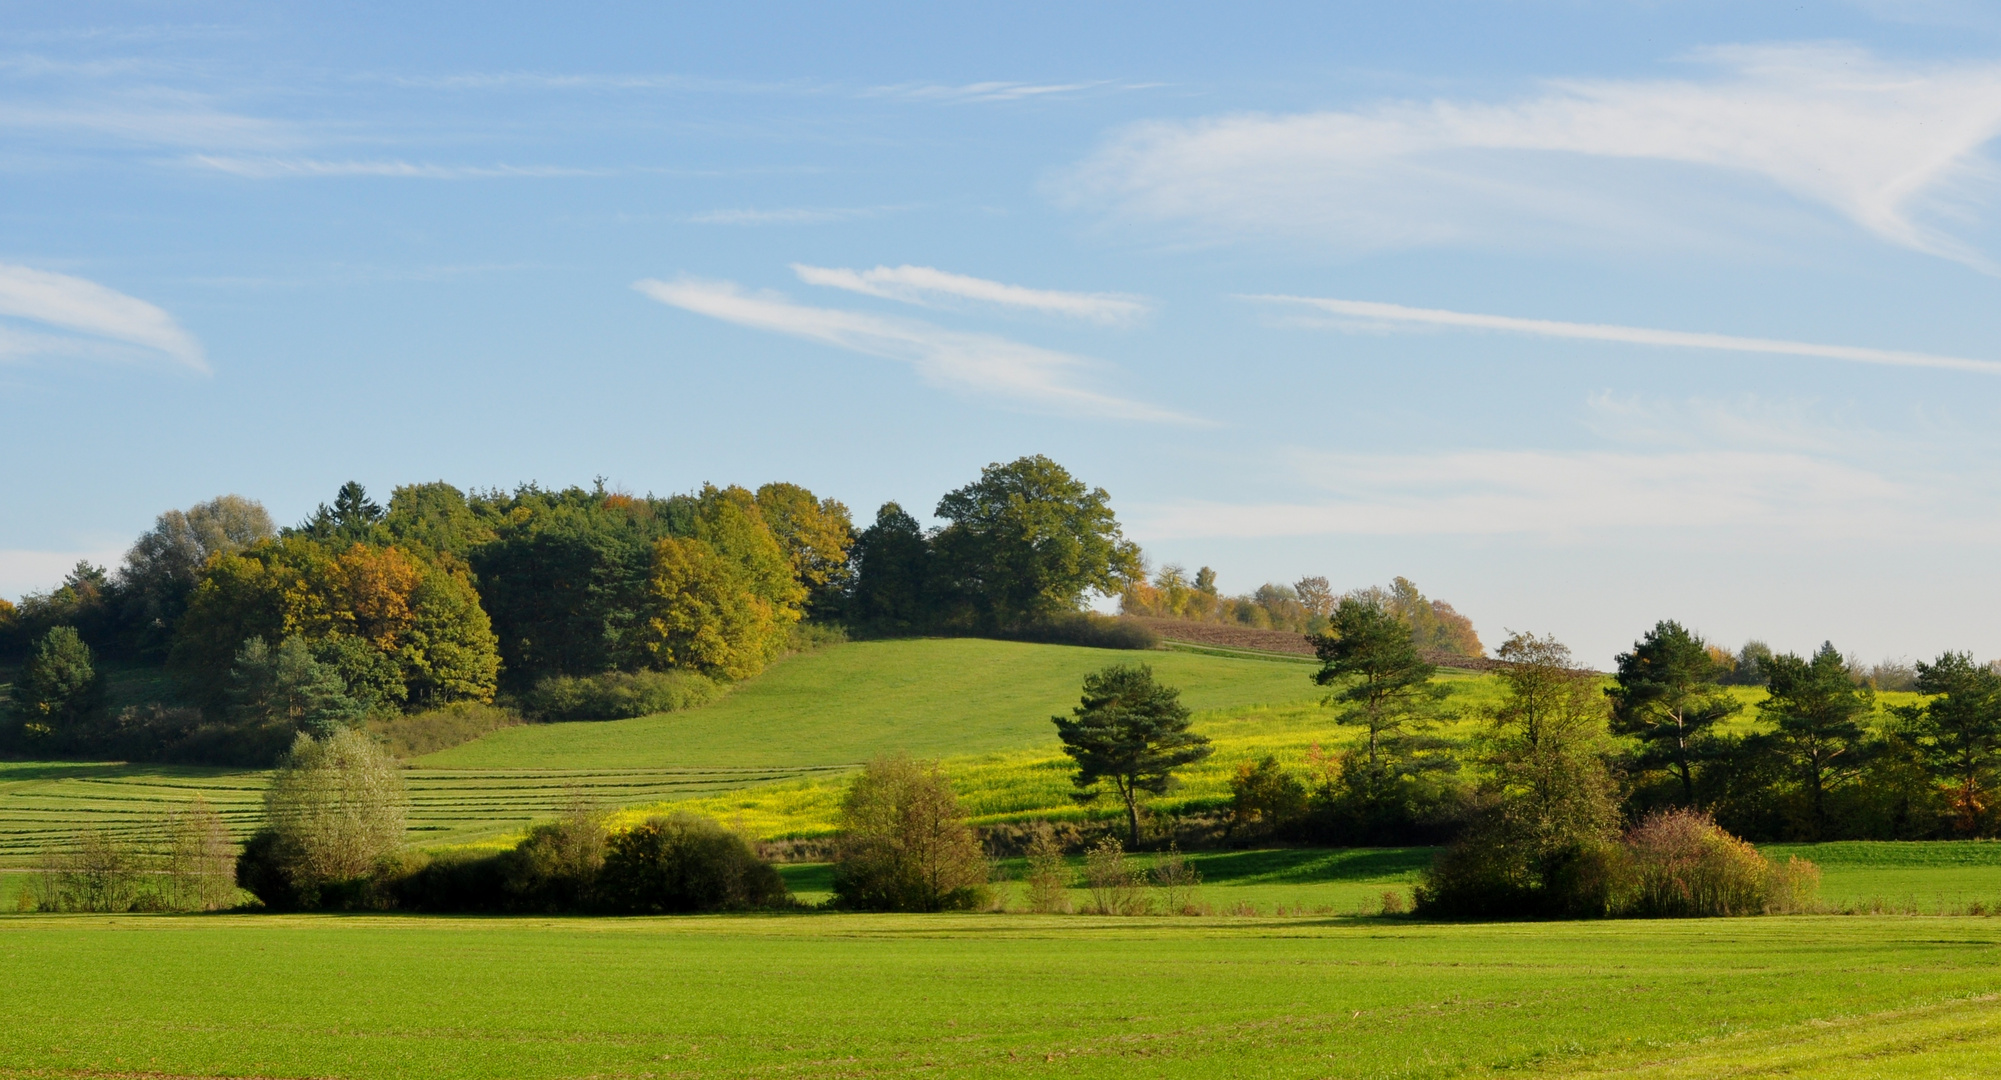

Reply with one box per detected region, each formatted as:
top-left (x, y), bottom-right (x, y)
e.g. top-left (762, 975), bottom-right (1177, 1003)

top-left (523, 669), bottom-right (723, 722)
top-left (596, 813), bottom-right (788, 913)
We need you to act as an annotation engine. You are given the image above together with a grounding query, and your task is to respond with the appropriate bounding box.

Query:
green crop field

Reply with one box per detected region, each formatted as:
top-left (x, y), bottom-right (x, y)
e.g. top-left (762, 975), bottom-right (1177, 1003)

top-left (4, 912), bottom-right (2000, 1079)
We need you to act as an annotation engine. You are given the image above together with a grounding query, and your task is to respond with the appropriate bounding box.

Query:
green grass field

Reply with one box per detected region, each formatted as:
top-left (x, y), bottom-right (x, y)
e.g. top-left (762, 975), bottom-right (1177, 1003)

top-left (417, 637), bottom-right (1335, 770)
top-left (4, 912), bottom-right (2000, 1079)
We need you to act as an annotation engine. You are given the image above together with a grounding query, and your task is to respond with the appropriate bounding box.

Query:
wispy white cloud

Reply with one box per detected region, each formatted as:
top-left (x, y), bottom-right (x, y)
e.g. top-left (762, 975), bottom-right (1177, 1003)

top-left (1254, 295), bottom-right (2001, 376)
top-left (1062, 44), bottom-right (2001, 266)
top-left (187, 156), bottom-right (615, 179)
top-left (1134, 447), bottom-right (1910, 542)
top-left (865, 80), bottom-right (1112, 103)
top-left (0, 90), bottom-right (294, 151)
top-left (791, 263), bottom-right (1151, 324)
top-left (0, 263), bottom-right (206, 372)
top-left (633, 277), bottom-right (1201, 424)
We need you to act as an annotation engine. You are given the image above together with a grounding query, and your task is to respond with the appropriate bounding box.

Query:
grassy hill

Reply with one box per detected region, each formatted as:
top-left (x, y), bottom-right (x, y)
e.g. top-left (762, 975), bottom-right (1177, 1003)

top-left (0, 638), bottom-right (1342, 861)
top-left (416, 637), bottom-right (1330, 770)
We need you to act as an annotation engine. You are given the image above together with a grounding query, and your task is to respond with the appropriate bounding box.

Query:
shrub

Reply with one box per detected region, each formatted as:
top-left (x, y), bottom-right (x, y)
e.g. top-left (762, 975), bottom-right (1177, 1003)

top-left (1765, 854), bottom-right (1823, 914)
top-left (1625, 809), bottom-right (1769, 917)
top-left (832, 756), bottom-right (989, 912)
top-left (502, 799), bottom-right (611, 910)
top-left (31, 829), bottom-right (139, 913)
top-left (596, 813), bottom-right (787, 913)
top-left (1082, 837), bottom-right (1149, 915)
top-left (1416, 807), bottom-right (1625, 919)
top-left (254, 729), bottom-right (408, 906)
top-left (522, 669), bottom-right (723, 722)
top-left (1229, 755), bottom-right (1308, 840)
top-left (1022, 823), bottom-right (1072, 914)
top-left (1151, 843), bottom-right (1202, 915)
top-left (369, 702), bottom-right (520, 758)
top-left (161, 797), bottom-right (238, 911)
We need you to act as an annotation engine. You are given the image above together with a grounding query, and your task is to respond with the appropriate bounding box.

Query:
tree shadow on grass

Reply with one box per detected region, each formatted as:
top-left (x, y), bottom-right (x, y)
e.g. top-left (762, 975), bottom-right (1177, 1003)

top-left (1188, 847), bottom-right (1437, 885)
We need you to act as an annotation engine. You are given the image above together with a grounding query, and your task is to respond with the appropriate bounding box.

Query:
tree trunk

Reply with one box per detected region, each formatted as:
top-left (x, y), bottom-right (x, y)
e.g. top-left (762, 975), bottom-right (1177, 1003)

top-left (1120, 779), bottom-right (1140, 847)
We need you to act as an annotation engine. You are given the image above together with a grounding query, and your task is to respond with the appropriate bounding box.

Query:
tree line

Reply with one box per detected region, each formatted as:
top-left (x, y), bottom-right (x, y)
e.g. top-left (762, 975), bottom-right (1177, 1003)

top-left (1121, 569), bottom-right (1482, 656)
top-left (1, 456), bottom-right (1164, 764)
top-left (1222, 608), bottom-right (2001, 868)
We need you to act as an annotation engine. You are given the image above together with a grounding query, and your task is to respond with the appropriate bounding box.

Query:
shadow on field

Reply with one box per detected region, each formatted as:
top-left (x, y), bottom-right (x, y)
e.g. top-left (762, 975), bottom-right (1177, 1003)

top-left (1188, 848), bottom-right (1436, 884)
top-left (0, 760), bottom-right (251, 782)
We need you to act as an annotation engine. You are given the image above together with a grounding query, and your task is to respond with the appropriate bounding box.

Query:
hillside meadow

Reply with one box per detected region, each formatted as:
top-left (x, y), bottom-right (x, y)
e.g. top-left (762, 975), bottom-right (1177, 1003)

top-left (4, 912), bottom-right (2001, 1079)
top-left (0, 636), bottom-right (1934, 872)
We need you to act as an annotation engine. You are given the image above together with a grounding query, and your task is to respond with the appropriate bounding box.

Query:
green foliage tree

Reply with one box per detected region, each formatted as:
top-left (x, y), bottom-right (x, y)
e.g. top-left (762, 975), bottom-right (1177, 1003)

top-left (1053, 663), bottom-right (1213, 845)
top-left (847, 502), bottom-right (933, 632)
top-left (1311, 597), bottom-right (1445, 765)
top-left (294, 481), bottom-right (387, 544)
top-left (832, 756), bottom-right (988, 911)
top-left (11, 625), bottom-right (104, 739)
top-left (381, 482), bottom-right (495, 559)
top-left (1420, 632), bottom-right (1619, 917)
top-left (254, 728), bottom-right (408, 904)
top-left (1606, 620), bottom-right (1741, 806)
top-left (1486, 632), bottom-right (1620, 858)
top-left (229, 635), bottom-right (364, 738)
top-left (932, 455), bottom-right (1141, 627)
top-left (1900, 652), bottom-right (2001, 836)
top-left (467, 484), bottom-right (693, 679)
top-left (1758, 642), bottom-right (1872, 840)
top-left (11, 562), bottom-right (117, 655)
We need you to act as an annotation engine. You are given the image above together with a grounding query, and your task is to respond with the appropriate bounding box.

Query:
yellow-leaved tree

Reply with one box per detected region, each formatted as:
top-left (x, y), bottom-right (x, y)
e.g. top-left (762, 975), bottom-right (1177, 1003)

top-left (642, 486), bottom-right (804, 680)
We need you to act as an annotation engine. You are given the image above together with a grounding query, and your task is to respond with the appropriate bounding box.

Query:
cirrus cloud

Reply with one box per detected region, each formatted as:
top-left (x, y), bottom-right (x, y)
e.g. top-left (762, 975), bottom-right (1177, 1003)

top-left (0, 263), bottom-right (207, 372)
top-left (1061, 43), bottom-right (2001, 267)
top-left (791, 263), bottom-right (1151, 324)
top-left (635, 276), bottom-right (1199, 424)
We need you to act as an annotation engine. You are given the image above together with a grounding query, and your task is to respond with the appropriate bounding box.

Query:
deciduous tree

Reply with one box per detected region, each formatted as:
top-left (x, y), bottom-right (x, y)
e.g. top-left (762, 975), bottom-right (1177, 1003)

top-left (932, 455), bottom-right (1141, 627)
top-left (832, 756), bottom-right (988, 911)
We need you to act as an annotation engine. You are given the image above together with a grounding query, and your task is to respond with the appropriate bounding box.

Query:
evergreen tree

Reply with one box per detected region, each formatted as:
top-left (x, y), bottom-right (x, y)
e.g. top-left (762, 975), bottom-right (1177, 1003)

top-left (1312, 597), bottom-right (1445, 765)
top-left (1053, 663), bottom-right (1213, 845)
top-left (1607, 620), bottom-right (1741, 806)
top-left (1759, 642), bottom-right (1872, 840)
top-left (229, 636), bottom-right (364, 738)
top-left (11, 625), bottom-right (103, 736)
top-left (1902, 652), bottom-right (2001, 836)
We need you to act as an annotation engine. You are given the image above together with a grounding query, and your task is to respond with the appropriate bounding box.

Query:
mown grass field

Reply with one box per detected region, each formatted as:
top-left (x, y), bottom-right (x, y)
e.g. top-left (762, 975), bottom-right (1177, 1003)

top-left (3, 912), bottom-right (2000, 1079)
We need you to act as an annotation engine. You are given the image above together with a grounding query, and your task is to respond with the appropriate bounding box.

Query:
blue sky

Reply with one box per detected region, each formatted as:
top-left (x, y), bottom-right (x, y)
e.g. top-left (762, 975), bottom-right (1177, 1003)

top-left (6, 1), bottom-right (2001, 666)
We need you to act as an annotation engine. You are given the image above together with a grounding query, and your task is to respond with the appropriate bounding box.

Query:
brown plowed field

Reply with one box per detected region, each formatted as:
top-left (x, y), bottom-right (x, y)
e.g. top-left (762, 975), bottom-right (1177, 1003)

top-left (1133, 616), bottom-right (1500, 672)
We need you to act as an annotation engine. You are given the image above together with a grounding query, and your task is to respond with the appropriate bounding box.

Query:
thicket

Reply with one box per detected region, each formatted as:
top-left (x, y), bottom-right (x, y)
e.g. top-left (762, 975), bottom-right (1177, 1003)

top-left (23, 798), bottom-right (236, 913)
top-left (1122, 570), bottom-right (1482, 656)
